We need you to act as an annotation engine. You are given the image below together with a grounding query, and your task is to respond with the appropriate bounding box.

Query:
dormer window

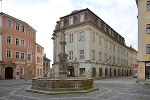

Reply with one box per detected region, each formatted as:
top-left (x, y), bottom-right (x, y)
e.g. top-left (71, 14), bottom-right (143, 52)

top-left (96, 19), bottom-right (101, 28)
top-left (109, 28), bottom-right (111, 35)
top-left (69, 17), bottom-right (74, 25)
top-left (80, 13), bottom-right (85, 22)
top-left (60, 20), bottom-right (64, 27)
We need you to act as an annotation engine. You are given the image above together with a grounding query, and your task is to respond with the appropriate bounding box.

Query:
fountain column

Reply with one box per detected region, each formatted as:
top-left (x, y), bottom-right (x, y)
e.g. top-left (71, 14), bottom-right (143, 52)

top-left (58, 29), bottom-right (68, 79)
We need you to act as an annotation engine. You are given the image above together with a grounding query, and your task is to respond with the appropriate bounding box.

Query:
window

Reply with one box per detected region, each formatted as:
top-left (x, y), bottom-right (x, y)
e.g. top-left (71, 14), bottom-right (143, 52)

top-left (104, 39), bottom-right (107, 47)
top-left (60, 20), bottom-right (64, 27)
top-left (109, 28), bottom-right (111, 35)
top-left (21, 25), bottom-right (25, 32)
top-left (6, 50), bottom-right (11, 58)
top-left (16, 52), bottom-right (19, 59)
top-left (99, 36), bottom-right (101, 45)
top-left (99, 52), bottom-right (101, 61)
top-left (109, 42), bottom-right (111, 49)
top-left (118, 47), bottom-right (119, 53)
top-left (21, 53), bottom-right (25, 59)
top-left (20, 68), bottom-right (24, 75)
top-left (97, 19), bottom-right (101, 28)
top-left (16, 23), bottom-right (20, 30)
top-left (32, 32), bottom-right (34, 37)
top-left (28, 29), bottom-right (31, 35)
top-left (109, 56), bottom-right (111, 63)
top-left (7, 36), bottom-right (11, 43)
top-left (92, 33), bottom-right (95, 42)
top-left (21, 40), bottom-right (25, 46)
top-left (16, 38), bottom-right (19, 45)
top-left (40, 69), bottom-right (42, 75)
top-left (28, 54), bottom-right (31, 60)
top-left (37, 68), bottom-right (39, 76)
top-left (69, 34), bottom-right (73, 42)
top-left (80, 13), bottom-right (85, 22)
top-left (69, 51), bottom-right (73, 60)
top-left (28, 42), bottom-right (30, 48)
top-left (79, 31), bottom-right (84, 41)
top-left (99, 68), bottom-right (102, 76)
top-left (113, 45), bottom-right (115, 51)
top-left (46, 63), bottom-right (48, 66)
top-left (7, 20), bottom-right (11, 28)
top-left (147, 1), bottom-right (150, 11)
top-left (146, 44), bottom-right (150, 54)
top-left (92, 68), bottom-right (96, 77)
top-left (29, 69), bottom-right (33, 75)
top-left (105, 54), bottom-right (107, 62)
top-left (113, 57), bottom-right (115, 64)
top-left (92, 50), bottom-right (95, 60)
top-left (79, 50), bottom-right (84, 59)
top-left (147, 24), bottom-right (150, 33)
top-left (69, 17), bottom-right (73, 25)
top-left (118, 58), bottom-right (120, 64)
top-left (79, 68), bottom-right (85, 75)
top-left (32, 45), bottom-right (34, 50)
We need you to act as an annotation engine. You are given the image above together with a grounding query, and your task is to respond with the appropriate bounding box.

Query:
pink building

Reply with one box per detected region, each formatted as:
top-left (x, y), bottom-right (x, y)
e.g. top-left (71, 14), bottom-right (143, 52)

top-left (0, 12), bottom-right (41, 79)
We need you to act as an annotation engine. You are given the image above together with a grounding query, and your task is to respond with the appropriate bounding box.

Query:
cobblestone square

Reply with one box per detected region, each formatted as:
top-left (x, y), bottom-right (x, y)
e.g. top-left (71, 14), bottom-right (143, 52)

top-left (0, 76), bottom-right (150, 100)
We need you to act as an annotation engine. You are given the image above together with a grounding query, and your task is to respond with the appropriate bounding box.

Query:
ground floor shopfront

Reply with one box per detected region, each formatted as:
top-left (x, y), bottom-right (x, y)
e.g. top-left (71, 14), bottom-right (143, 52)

top-left (0, 61), bottom-right (35, 80)
top-left (53, 62), bottom-right (132, 79)
top-left (138, 61), bottom-right (150, 80)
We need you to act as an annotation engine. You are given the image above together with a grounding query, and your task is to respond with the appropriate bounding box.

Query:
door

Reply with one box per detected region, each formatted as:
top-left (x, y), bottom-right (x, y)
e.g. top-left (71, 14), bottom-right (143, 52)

top-left (5, 67), bottom-right (13, 79)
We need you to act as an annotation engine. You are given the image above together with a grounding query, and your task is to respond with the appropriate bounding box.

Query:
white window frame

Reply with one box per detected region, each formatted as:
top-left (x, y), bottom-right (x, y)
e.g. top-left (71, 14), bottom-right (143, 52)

top-left (20, 68), bottom-right (24, 75)
top-left (69, 17), bottom-right (74, 25)
top-left (69, 51), bottom-right (73, 60)
top-left (7, 19), bottom-right (12, 28)
top-left (99, 52), bottom-right (101, 61)
top-left (28, 54), bottom-right (32, 61)
top-left (21, 39), bottom-right (25, 46)
top-left (16, 51), bottom-right (20, 59)
top-left (29, 69), bottom-right (34, 75)
top-left (16, 38), bottom-right (20, 45)
top-left (79, 31), bottom-right (84, 41)
top-left (99, 36), bottom-right (101, 45)
top-left (21, 25), bottom-right (25, 32)
top-left (21, 52), bottom-right (25, 59)
top-left (79, 50), bottom-right (84, 59)
top-left (60, 20), bottom-right (64, 27)
top-left (80, 13), bottom-right (85, 22)
top-left (6, 50), bottom-right (12, 58)
top-left (69, 34), bottom-right (73, 42)
top-left (7, 36), bottom-right (12, 44)
top-left (92, 50), bottom-right (95, 60)
top-left (92, 32), bottom-right (95, 42)
top-left (16, 23), bottom-right (20, 30)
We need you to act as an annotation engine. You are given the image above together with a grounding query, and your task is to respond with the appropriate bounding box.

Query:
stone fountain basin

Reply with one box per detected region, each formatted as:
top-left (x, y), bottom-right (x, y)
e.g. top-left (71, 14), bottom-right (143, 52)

top-left (25, 77), bottom-right (99, 94)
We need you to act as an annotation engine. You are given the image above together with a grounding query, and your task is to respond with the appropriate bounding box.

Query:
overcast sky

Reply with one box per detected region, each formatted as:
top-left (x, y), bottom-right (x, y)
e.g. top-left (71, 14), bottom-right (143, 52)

top-left (2, 0), bottom-right (138, 65)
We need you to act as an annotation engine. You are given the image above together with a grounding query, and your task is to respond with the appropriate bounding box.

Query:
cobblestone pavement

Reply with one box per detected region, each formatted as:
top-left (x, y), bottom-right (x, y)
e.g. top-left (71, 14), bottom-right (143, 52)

top-left (0, 76), bottom-right (150, 100)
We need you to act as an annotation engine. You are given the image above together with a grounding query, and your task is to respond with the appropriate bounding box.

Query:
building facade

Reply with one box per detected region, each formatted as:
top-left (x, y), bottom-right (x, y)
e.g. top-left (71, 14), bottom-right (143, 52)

top-left (0, 12), bottom-right (41, 79)
top-left (136, 0), bottom-right (150, 80)
top-left (52, 8), bottom-right (137, 79)
top-left (35, 43), bottom-right (44, 78)
top-left (43, 54), bottom-right (51, 77)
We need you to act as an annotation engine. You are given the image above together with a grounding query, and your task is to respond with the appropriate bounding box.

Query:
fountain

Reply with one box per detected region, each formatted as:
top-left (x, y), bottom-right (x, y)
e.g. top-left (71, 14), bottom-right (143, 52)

top-left (25, 30), bottom-right (98, 94)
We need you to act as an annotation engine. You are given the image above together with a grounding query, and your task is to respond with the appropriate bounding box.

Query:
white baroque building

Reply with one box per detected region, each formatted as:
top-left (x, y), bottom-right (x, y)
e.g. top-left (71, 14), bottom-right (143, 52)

top-left (52, 8), bottom-right (137, 79)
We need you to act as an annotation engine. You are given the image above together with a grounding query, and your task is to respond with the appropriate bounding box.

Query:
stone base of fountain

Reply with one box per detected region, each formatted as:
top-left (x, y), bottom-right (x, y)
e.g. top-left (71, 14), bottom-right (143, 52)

top-left (25, 77), bottom-right (98, 95)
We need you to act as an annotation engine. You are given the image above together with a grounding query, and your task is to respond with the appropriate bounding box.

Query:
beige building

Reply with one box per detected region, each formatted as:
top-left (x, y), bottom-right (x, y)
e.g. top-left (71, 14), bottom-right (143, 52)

top-left (136, 0), bottom-right (150, 80)
top-left (43, 54), bottom-right (51, 77)
top-left (35, 43), bottom-right (44, 78)
top-left (52, 8), bottom-right (137, 79)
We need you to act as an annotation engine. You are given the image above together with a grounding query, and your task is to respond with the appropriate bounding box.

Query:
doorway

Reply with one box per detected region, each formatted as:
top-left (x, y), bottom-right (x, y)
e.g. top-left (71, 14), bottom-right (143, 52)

top-left (67, 66), bottom-right (74, 77)
top-left (5, 67), bottom-right (13, 79)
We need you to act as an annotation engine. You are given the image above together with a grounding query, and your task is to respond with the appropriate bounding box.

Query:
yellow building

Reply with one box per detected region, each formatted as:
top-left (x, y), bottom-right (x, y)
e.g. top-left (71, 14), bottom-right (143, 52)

top-left (136, 0), bottom-right (150, 80)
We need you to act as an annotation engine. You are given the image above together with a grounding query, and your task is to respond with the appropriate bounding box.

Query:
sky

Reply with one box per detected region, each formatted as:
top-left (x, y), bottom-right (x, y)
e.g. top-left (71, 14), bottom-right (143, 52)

top-left (2, 0), bottom-right (138, 66)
